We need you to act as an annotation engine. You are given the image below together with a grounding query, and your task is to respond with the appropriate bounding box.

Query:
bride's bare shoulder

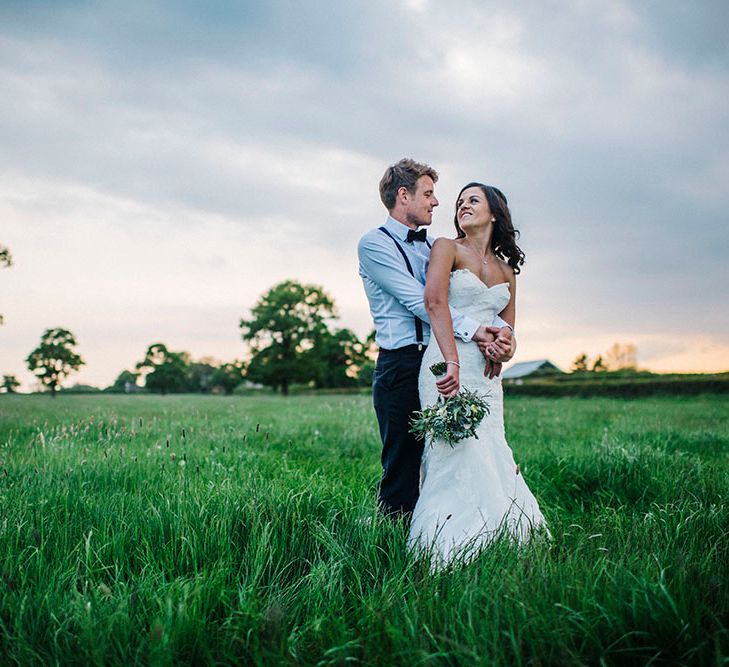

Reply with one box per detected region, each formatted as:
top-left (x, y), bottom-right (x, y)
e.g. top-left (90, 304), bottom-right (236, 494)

top-left (430, 237), bottom-right (457, 257)
top-left (495, 257), bottom-right (515, 279)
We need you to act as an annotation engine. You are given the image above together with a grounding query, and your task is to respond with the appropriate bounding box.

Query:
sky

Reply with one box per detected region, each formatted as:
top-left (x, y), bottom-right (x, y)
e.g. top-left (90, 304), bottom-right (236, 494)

top-left (1, 0), bottom-right (728, 390)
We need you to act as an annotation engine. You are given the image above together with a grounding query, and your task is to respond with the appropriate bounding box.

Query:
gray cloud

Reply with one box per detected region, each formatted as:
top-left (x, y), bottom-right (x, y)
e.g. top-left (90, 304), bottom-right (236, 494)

top-left (1, 0), bottom-right (728, 384)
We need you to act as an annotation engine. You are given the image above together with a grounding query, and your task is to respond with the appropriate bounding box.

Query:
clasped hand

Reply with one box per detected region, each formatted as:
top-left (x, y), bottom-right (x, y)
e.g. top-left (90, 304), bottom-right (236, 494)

top-left (436, 325), bottom-right (514, 395)
top-left (473, 325), bottom-right (514, 379)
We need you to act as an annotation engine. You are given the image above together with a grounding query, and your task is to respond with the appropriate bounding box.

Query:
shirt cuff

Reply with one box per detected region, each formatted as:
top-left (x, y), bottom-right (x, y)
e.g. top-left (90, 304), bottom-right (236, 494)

top-left (493, 315), bottom-right (515, 337)
top-left (455, 315), bottom-right (481, 342)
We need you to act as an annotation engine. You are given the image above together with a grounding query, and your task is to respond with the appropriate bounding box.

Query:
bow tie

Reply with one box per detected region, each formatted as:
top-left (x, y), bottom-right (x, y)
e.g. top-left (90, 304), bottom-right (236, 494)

top-left (406, 228), bottom-right (427, 243)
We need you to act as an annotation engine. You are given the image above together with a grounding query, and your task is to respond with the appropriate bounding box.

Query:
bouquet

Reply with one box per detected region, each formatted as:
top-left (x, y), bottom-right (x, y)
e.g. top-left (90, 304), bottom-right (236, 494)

top-left (410, 362), bottom-right (490, 447)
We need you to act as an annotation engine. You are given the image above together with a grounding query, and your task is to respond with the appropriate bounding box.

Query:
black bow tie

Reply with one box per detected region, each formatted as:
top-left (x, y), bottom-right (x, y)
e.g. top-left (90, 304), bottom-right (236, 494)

top-left (407, 228), bottom-right (427, 243)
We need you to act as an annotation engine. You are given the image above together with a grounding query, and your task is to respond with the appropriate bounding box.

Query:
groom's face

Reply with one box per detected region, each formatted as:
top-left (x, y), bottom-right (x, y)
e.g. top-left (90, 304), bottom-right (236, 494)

top-left (404, 175), bottom-right (439, 228)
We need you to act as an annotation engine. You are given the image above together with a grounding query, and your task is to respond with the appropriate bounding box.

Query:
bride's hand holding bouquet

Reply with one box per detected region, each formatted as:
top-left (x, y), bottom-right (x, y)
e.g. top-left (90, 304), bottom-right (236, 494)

top-left (410, 362), bottom-right (490, 448)
top-left (435, 360), bottom-right (460, 398)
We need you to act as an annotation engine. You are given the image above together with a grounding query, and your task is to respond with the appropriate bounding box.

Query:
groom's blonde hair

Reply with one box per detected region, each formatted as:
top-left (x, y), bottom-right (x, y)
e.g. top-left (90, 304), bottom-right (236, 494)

top-left (379, 158), bottom-right (438, 211)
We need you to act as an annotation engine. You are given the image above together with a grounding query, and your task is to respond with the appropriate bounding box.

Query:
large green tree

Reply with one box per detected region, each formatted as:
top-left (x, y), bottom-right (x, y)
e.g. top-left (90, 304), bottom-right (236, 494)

top-left (240, 280), bottom-right (336, 395)
top-left (0, 244), bottom-right (11, 326)
top-left (26, 328), bottom-right (85, 397)
top-left (305, 327), bottom-right (370, 389)
top-left (136, 343), bottom-right (191, 394)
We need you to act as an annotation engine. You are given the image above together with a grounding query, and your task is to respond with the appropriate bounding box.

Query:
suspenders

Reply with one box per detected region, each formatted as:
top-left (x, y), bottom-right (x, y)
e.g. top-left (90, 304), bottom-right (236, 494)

top-left (378, 226), bottom-right (432, 350)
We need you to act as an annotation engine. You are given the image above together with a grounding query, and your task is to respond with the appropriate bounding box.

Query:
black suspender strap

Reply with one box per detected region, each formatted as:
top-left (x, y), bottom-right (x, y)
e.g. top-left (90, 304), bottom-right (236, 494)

top-left (378, 226), bottom-right (431, 349)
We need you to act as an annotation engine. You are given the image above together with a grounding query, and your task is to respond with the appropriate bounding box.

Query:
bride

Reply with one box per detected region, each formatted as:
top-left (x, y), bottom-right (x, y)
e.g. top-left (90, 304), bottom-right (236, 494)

top-left (408, 182), bottom-right (547, 567)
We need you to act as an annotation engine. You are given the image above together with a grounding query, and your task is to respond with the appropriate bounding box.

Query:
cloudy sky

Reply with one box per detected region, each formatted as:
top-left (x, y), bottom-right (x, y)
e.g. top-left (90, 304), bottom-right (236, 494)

top-left (1, 0), bottom-right (728, 390)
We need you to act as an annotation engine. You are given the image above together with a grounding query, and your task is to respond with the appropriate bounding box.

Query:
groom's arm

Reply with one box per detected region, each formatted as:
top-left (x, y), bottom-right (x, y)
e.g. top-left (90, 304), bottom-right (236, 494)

top-left (358, 234), bottom-right (481, 341)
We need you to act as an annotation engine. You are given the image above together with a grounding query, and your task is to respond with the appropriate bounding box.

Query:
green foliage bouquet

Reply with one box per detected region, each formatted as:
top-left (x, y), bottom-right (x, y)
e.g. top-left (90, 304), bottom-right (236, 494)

top-left (410, 362), bottom-right (490, 447)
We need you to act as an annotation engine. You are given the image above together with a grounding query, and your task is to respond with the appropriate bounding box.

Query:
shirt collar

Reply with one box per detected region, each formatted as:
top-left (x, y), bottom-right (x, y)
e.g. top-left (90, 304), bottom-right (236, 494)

top-left (385, 216), bottom-right (418, 242)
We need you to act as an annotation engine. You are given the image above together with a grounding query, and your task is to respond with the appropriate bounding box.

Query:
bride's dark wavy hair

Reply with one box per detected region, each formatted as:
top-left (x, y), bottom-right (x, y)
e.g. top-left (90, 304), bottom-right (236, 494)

top-left (453, 182), bottom-right (525, 274)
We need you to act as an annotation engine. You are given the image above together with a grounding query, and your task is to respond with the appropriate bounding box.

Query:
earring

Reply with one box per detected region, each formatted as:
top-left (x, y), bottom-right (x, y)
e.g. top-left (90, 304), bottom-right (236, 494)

top-left (491, 218), bottom-right (496, 222)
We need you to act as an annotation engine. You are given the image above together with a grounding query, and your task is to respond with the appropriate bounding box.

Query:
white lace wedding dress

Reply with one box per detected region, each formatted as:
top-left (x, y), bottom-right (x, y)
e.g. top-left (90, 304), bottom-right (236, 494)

top-left (408, 269), bottom-right (547, 567)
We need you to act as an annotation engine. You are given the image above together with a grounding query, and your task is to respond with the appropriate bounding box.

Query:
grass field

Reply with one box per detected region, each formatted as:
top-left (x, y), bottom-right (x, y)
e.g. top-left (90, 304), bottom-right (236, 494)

top-left (0, 393), bottom-right (727, 665)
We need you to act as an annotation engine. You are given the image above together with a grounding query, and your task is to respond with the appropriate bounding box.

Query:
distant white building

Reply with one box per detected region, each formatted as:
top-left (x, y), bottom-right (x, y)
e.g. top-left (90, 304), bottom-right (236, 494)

top-left (503, 359), bottom-right (563, 381)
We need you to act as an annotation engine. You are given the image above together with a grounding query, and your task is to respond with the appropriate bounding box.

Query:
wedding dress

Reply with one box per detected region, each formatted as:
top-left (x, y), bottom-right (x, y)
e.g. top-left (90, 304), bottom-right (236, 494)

top-left (408, 268), bottom-right (547, 567)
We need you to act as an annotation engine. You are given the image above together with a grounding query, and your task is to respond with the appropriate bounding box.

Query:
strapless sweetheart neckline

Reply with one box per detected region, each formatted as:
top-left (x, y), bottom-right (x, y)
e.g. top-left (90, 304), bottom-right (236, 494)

top-left (450, 267), bottom-right (510, 292)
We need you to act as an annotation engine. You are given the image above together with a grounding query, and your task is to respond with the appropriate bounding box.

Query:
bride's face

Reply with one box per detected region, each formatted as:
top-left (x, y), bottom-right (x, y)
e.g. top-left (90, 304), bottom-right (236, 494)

top-left (456, 186), bottom-right (493, 231)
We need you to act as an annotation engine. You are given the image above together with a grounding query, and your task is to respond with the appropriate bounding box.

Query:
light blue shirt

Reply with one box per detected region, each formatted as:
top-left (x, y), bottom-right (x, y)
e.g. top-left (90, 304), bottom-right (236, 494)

top-left (358, 216), bottom-right (484, 350)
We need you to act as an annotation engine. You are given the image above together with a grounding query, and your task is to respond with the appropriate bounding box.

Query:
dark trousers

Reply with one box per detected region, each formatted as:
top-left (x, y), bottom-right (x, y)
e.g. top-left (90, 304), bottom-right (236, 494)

top-left (372, 344), bottom-right (425, 519)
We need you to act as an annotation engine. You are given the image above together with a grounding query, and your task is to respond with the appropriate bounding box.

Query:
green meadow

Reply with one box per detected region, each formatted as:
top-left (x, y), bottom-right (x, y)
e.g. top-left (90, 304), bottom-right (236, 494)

top-left (0, 393), bottom-right (727, 665)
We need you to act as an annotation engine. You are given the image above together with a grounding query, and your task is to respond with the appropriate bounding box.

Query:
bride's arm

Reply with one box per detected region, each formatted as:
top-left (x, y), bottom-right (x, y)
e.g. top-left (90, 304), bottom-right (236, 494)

top-left (424, 239), bottom-right (460, 397)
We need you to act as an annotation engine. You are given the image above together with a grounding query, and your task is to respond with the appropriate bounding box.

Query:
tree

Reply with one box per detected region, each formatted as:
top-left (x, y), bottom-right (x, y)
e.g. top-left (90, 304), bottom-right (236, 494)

top-left (571, 353), bottom-right (589, 373)
top-left (1, 375), bottom-right (20, 393)
top-left (108, 369), bottom-right (140, 393)
top-left (136, 343), bottom-right (191, 394)
top-left (1, 244), bottom-right (11, 326)
top-left (61, 383), bottom-right (101, 394)
top-left (211, 361), bottom-right (245, 395)
top-left (240, 280), bottom-right (336, 395)
top-left (303, 327), bottom-right (370, 389)
top-left (26, 328), bottom-right (85, 397)
top-left (187, 358), bottom-right (217, 393)
top-left (591, 355), bottom-right (607, 372)
top-left (355, 330), bottom-right (378, 387)
top-left (605, 342), bottom-right (637, 371)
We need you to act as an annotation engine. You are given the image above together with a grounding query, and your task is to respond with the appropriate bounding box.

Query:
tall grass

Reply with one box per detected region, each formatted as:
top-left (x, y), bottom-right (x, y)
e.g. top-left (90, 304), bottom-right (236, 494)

top-left (0, 394), bottom-right (727, 665)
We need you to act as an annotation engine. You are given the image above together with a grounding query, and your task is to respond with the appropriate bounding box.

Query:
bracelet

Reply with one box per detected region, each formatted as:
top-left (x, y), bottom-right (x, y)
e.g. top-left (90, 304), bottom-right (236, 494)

top-left (445, 360), bottom-right (460, 368)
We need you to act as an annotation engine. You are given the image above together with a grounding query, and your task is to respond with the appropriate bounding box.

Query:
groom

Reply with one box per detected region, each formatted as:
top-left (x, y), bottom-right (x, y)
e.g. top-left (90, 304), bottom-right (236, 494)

top-left (358, 158), bottom-right (514, 520)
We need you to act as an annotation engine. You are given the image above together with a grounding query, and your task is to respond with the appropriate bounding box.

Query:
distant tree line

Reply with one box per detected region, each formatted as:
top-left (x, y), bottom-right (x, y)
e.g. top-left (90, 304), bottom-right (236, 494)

top-left (111, 345), bottom-right (247, 396)
top-left (571, 343), bottom-right (638, 374)
top-left (1, 280), bottom-right (376, 396)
